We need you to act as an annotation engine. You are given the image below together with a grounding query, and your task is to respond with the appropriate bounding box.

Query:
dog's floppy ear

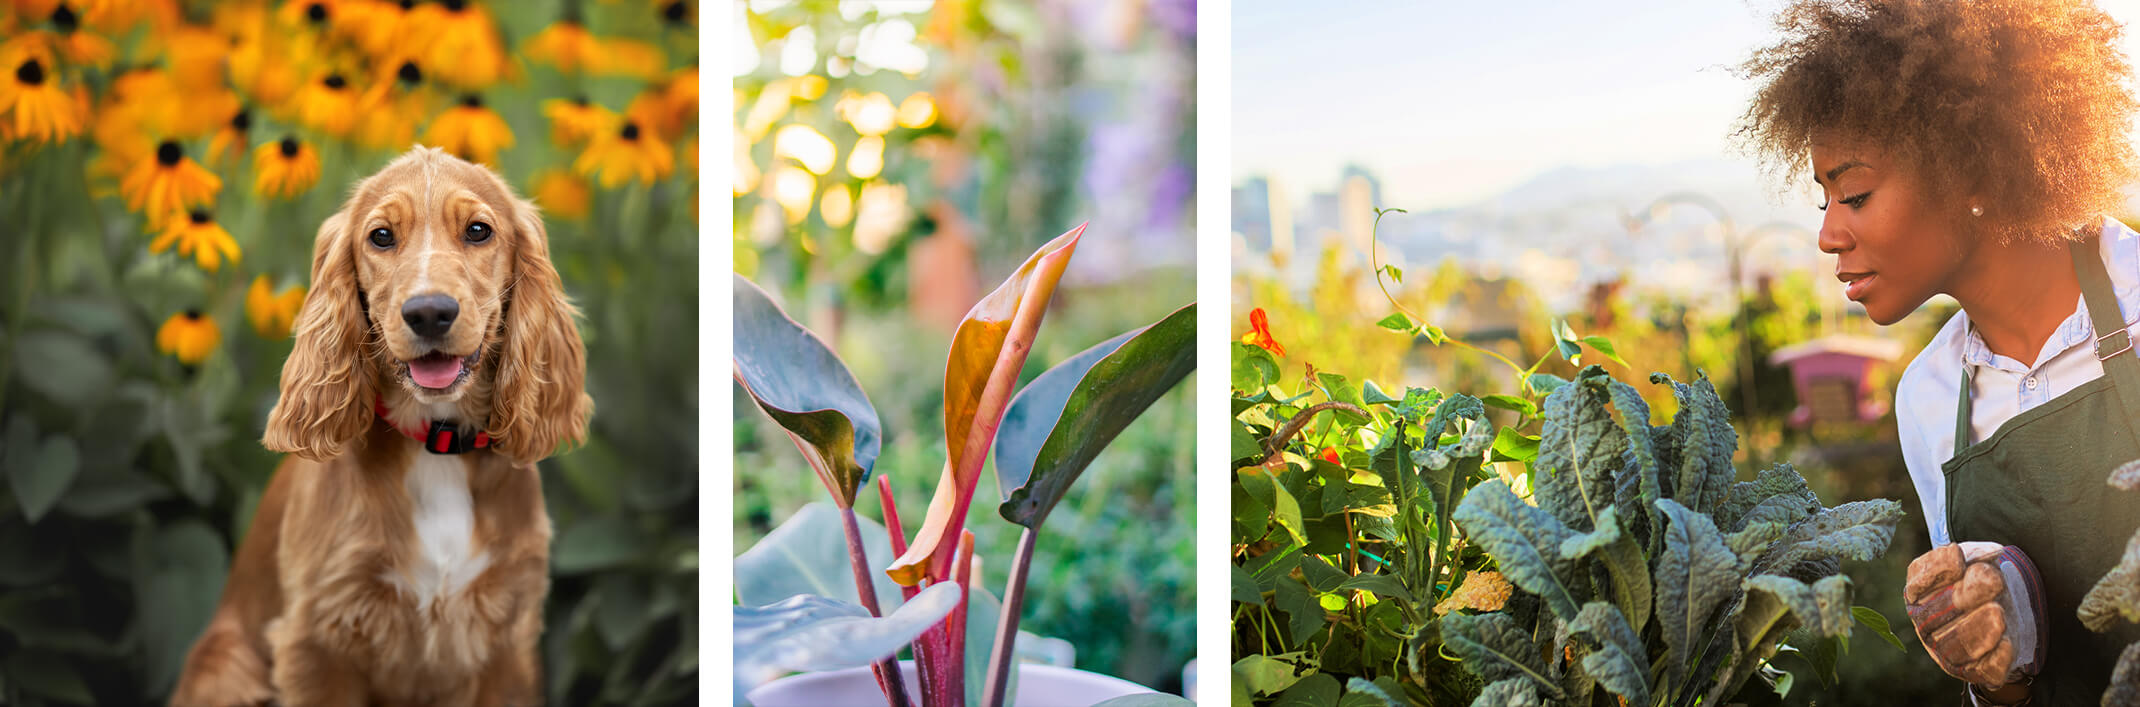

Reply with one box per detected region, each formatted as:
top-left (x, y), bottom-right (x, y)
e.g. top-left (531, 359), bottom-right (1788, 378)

top-left (488, 197), bottom-right (592, 465)
top-left (262, 203), bottom-right (377, 460)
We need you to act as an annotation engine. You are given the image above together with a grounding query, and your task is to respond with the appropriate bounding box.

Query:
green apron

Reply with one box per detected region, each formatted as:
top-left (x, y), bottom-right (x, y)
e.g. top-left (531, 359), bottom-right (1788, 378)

top-left (1942, 236), bottom-right (2140, 706)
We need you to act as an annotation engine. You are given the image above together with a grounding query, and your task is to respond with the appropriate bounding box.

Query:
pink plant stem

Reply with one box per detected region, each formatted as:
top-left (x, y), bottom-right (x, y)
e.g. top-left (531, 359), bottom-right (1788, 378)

top-left (982, 527), bottom-right (1038, 707)
top-left (879, 475), bottom-right (920, 602)
top-left (942, 530), bottom-right (977, 707)
top-left (843, 505), bottom-right (914, 707)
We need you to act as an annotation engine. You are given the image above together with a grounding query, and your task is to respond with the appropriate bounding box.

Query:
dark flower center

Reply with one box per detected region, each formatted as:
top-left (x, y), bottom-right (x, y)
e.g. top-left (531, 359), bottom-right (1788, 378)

top-left (397, 61), bottom-right (421, 85)
top-left (323, 74), bottom-right (346, 89)
top-left (460, 94), bottom-right (482, 109)
top-left (621, 122), bottom-right (641, 140)
top-left (15, 59), bottom-right (44, 86)
top-left (662, 1), bottom-right (686, 23)
top-left (157, 141), bottom-right (182, 166)
top-left (184, 309), bottom-right (202, 320)
top-left (443, 0), bottom-right (466, 11)
top-left (230, 109), bottom-right (251, 131)
top-left (280, 136), bottom-right (299, 157)
top-left (572, 94), bottom-right (589, 107)
top-left (398, 0), bottom-right (412, 10)
top-left (189, 210), bottom-right (210, 224)
top-left (304, 2), bottom-right (327, 23)
top-left (51, 5), bottom-right (78, 32)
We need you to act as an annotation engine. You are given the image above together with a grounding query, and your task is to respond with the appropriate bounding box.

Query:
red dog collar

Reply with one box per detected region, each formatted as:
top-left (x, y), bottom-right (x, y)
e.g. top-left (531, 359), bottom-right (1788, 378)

top-left (374, 396), bottom-right (492, 454)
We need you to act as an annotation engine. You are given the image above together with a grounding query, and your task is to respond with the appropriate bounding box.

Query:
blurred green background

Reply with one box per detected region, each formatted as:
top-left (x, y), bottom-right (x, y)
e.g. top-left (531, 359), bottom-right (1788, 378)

top-left (731, 0), bottom-right (1197, 694)
top-left (0, 0), bottom-right (697, 704)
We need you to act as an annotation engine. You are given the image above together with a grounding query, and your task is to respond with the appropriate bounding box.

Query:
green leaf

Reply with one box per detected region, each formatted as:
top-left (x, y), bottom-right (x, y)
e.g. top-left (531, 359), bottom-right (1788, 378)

top-left (1569, 602), bottom-right (1651, 707)
top-left (1420, 323), bottom-right (1449, 346)
top-left (1315, 372), bottom-right (1370, 424)
top-left (732, 583), bottom-right (963, 695)
top-left (1480, 394), bottom-right (1537, 418)
top-left (1490, 427), bottom-right (1540, 464)
top-left (1340, 677), bottom-right (1404, 707)
top-left (1528, 373), bottom-right (1570, 396)
top-left (1470, 679), bottom-right (1543, 707)
top-left (552, 514), bottom-right (645, 575)
top-left (1276, 578), bottom-right (1325, 642)
top-left (1335, 573), bottom-right (1413, 602)
top-left (1851, 606), bottom-right (1904, 653)
top-left (1560, 506), bottom-right (1652, 633)
top-left (1232, 422), bottom-right (1263, 465)
top-left (1659, 373), bottom-right (1738, 516)
top-left (9, 435), bottom-right (79, 523)
top-left (1233, 342), bottom-right (1282, 392)
top-left (1375, 312), bottom-right (1414, 332)
top-left (995, 304), bottom-right (1195, 527)
top-left (1232, 563), bottom-right (1266, 605)
top-left (1232, 652), bottom-right (1311, 697)
top-left (1240, 469), bottom-right (1306, 547)
top-left (1531, 367), bottom-right (1625, 532)
top-left (6, 651), bottom-right (92, 704)
top-left (12, 329), bottom-right (115, 408)
top-left (1716, 464), bottom-right (1819, 533)
top-left (1603, 377), bottom-right (1665, 543)
top-left (1443, 613), bottom-right (1562, 700)
top-left (1752, 499), bottom-right (1904, 577)
top-left (1654, 498), bottom-right (1741, 691)
top-left (1745, 575), bottom-right (1854, 638)
top-left (1361, 380), bottom-right (1401, 406)
top-left (1452, 481), bottom-right (1583, 621)
top-left (1392, 387), bottom-right (1441, 422)
top-left (733, 274), bottom-right (882, 507)
top-left (1381, 264), bottom-right (1404, 285)
top-left (1274, 672), bottom-right (1341, 707)
top-left (136, 519), bottom-right (227, 695)
top-left (1580, 335), bottom-right (1631, 368)
top-left (733, 503), bottom-right (901, 612)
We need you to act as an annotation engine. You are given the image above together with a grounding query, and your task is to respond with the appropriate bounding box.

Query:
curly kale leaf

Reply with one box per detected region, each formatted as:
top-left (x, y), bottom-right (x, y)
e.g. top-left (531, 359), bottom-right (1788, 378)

top-left (1469, 678), bottom-right (1544, 707)
top-left (1569, 602), bottom-right (1652, 707)
top-left (1657, 372), bottom-right (1738, 516)
top-left (2079, 527), bottom-right (2140, 632)
top-left (1534, 366), bottom-right (1627, 533)
top-left (1654, 498), bottom-right (1741, 693)
top-left (1751, 499), bottom-right (1904, 579)
top-left (1561, 506), bottom-right (1652, 633)
top-left (1444, 612), bottom-right (1562, 702)
top-left (1454, 481), bottom-right (1584, 622)
top-left (1715, 464), bottom-right (1819, 533)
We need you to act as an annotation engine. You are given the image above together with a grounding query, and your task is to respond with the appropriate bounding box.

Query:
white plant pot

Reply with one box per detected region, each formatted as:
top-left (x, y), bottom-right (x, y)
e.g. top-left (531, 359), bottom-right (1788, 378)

top-left (747, 660), bottom-right (1157, 707)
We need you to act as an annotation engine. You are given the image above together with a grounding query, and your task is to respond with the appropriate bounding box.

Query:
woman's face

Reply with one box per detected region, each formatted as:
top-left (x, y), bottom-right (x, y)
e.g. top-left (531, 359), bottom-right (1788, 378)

top-left (1809, 140), bottom-right (1971, 325)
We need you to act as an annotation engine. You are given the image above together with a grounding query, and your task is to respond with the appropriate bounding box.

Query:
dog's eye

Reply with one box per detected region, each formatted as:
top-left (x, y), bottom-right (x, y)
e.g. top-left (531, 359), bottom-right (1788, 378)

top-left (465, 221), bottom-right (492, 243)
top-left (368, 227), bottom-right (394, 248)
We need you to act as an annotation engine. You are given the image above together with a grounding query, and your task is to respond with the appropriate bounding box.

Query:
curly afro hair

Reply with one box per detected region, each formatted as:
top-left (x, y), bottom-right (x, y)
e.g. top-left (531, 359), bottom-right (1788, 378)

top-left (1737, 0), bottom-right (2138, 245)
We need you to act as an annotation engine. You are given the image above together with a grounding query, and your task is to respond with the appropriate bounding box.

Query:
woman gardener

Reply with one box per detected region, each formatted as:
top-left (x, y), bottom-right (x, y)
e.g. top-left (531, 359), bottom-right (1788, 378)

top-left (1740, 0), bottom-right (2140, 704)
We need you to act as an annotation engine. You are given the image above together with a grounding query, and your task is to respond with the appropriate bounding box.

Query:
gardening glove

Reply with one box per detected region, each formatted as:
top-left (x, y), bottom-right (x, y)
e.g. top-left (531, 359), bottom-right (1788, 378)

top-left (1903, 542), bottom-right (2047, 691)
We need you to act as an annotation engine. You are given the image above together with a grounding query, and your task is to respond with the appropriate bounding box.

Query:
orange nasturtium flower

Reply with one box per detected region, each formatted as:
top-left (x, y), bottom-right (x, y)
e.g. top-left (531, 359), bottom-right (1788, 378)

top-left (156, 310), bottom-right (220, 365)
top-left (1241, 307), bottom-right (1285, 356)
top-left (1320, 447), bottom-right (1342, 465)
top-left (246, 275), bottom-right (306, 339)
top-left (151, 210), bottom-right (241, 272)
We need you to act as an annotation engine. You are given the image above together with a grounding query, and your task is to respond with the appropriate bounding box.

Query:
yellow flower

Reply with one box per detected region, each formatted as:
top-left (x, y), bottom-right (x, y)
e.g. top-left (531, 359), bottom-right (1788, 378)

top-left (292, 73), bottom-right (358, 137)
top-left (150, 209), bottom-right (241, 272)
top-left (156, 310), bottom-right (219, 365)
top-left (119, 141), bottom-right (221, 226)
top-left (328, 0), bottom-right (411, 57)
top-left (573, 119), bottom-right (672, 188)
top-left (542, 96), bottom-right (615, 146)
top-left (626, 69), bottom-right (695, 142)
top-left (597, 38), bottom-right (665, 79)
top-left (78, 0), bottom-right (178, 34)
top-left (411, 0), bottom-right (506, 88)
top-left (204, 109), bottom-right (249, 167)
top-left (421, 94), bottom-right (513, 165)
top-left (12, 6), bottom-right (116, 68)
top-left (253, 135), bottom-right (319, 199)
top-left (522, 20), bottom-right (601, 73)
top-left (351, 60), bottom-right (428, 149)
top-left (0, 54), bottom-right (82, 144)
top-left (160, 24), bottom-right (226, 93)
top-left (531, 168), bottom-right (590, 221)
top-left (245, 275), bottom-right (305, 339)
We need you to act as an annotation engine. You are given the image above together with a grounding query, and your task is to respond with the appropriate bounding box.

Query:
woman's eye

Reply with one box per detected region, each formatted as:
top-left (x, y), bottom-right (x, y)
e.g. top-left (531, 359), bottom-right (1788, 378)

top-left (465, 221), bottom-right (492, 242)
top-left (1840, 192), bottom-right (1871, 208)
top-left (368, 227), bottom-right (394, 247)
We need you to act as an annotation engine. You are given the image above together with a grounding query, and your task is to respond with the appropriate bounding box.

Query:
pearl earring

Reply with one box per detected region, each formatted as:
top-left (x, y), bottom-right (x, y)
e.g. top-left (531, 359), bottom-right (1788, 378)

top-left (1971, 204), bottom-right (1984, 217)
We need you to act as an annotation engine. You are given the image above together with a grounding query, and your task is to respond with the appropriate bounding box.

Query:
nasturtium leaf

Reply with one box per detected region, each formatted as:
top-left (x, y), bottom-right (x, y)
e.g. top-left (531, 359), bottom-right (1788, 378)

top-left (1452, 481), bottom-right (1582, 621)
top-left (1275, 672), bottom-right (1341, 707)
top-left (733, 275), bottom-right (882, 508)
top-left (1654, 498), bottom-right (1741, 691)
top-left (1233, 652), bottom-right (1311, 697)
top-left (1420, 323), bottom-right (1449, 345)
top-left (1528, 373), bottom-right (1570, 396)
top-left (1336, 573), bottom-right (1413, 602)
top-left (891, 224), bottom-right (1082, 585)
top-left (1361, 380), bottom-right (1401, 406)
top-left (1381, 264), bottom-right (1404, 284)
top-left (1490, 428), bottom-right (1540, 464)
top-left (1241, 469), bottom-right (1307, 547)
top-left (1442, 613), bottom-right (1562, 700)
top-left (1315, 372), bottom-right (1370, 425)
top-left (995, 304), bottom-right (1194, 528)
top-left (1303, 554), bottom-right (1347, 593)
top-left (1580, 336), bottom-right (1630, 368)
top-left (1275, 579), bottom-right (1325, 643)
top-left (733, 583), bottom-right (963, 699)
top-left (1480, 394), bottom-right (1537, 418)
top-left (1375, 312), bottom-right (1414, 333)
top-left (1233, 342), bottom-right (1281, 392)
top-left (1232, 422), bottom-right (1263, 465)
top-left (1569, 602), bottom-right (1651, 707)
top-left (1233, 564), bottom-right (1266, 606)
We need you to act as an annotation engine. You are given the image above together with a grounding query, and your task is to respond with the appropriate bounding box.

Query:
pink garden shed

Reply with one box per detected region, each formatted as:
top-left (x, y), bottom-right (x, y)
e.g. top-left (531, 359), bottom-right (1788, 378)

top-left (1768, 335), bottom-right (1906, 429)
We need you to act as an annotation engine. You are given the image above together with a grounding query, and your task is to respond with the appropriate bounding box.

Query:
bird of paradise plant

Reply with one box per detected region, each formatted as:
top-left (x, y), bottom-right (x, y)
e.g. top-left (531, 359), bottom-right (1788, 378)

top-left (735, 225), bottom-right (1197, 707)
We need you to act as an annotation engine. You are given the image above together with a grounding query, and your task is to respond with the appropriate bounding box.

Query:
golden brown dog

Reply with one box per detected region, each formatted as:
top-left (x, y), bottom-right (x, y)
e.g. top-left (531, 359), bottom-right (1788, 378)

top-left (171, 147), bottom-right (591, 706)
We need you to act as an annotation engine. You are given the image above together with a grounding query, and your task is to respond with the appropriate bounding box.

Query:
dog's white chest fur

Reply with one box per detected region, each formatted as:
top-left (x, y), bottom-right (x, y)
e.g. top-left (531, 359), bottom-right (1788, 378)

top-left (394, 454), bottom-right (491, 610)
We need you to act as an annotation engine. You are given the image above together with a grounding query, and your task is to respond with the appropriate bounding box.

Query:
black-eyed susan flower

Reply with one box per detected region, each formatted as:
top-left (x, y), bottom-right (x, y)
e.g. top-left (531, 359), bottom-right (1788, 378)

top-left (151, 209), bottom-right (241, 271)
top-left (531, 168), bottom-right (590, 221)
top-left (120, 141), bottom-right (220, 225)
top-left (253, 135), bottom-right (319, 199)
top-left (79, 0), bottom-right (178, 34)
top-left (542, 96), bottom-right (615, 146)
top-left (245, 275), bottom-right (305, 339)
top-left (330, 0), bottom-right (412, 58)
top-left (412, 0), bottom-right (506, 88)
top-left (522, 19), bottom-right (600, 73)
top-left (659, 0), bottom-right (689, 26)
top-left (597, 38), bottom-right (665, 79)
top-left (36, 5), bottom-right (115, 68)
top-left (0, 54), bottom-right (82, 144)
top-left (161, 25), bottom-right (228, 93)
top-left (351, 60), bottom-right (426, 149)
top-left (422, 94), bottom-right (512, 165)
top-left (293, 73), bottom-right (358, 137)
top-left (205, 108), bottom-right (248, 167)
top-left (156, 310), bottom-right (219, 365)
top-left (573, 119), bottom-right (672, 188)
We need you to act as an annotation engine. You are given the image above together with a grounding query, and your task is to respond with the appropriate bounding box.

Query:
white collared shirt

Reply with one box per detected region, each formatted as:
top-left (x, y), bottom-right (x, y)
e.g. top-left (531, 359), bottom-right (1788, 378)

top-left (1895, 217), bottom-right (2140, 546)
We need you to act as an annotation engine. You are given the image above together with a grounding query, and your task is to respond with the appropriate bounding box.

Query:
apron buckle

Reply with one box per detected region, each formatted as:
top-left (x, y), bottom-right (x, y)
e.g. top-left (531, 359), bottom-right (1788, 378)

top-left (2097, 328), bottom-right (2133, 361)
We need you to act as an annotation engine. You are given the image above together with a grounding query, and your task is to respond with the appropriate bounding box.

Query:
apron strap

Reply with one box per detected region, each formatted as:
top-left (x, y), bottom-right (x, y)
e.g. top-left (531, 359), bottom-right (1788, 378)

top-left (2069, 232), bottom-right (2140, 446)
top-left (1955, 365), bottom-right (1975, 448)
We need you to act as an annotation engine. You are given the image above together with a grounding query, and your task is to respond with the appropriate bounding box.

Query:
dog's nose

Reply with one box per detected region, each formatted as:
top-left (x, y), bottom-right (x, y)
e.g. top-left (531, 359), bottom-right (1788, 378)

top-left (401, 294), bottom-right (459, 339)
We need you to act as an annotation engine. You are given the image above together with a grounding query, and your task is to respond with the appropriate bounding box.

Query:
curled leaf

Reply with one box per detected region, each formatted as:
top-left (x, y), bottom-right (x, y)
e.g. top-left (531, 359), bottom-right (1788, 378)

top-left (733, 275), bottom-right (882, 507)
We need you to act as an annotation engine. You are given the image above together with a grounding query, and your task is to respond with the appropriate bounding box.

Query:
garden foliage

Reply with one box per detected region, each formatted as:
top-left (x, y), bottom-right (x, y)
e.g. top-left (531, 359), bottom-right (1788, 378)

top-left (2082, 459), bottom-right (2140, 703)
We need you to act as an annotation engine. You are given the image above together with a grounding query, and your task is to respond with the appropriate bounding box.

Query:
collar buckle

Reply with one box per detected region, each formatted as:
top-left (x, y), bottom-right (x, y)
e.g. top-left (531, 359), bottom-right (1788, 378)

top-left (424, 419), bottom-right (480, 454)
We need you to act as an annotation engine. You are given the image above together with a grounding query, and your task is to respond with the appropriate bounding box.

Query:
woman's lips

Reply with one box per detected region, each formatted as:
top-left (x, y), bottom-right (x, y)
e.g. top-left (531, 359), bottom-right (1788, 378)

top-left (1843, 273), bottom-right (1876, 301)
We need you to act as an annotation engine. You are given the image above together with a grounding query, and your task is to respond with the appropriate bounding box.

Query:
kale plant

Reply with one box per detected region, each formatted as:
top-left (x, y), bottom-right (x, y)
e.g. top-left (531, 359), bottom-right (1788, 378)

top-left (1445, 366), bottom-right (1906, 707)
top-left (2080, 459), bottom-right (2140, 705)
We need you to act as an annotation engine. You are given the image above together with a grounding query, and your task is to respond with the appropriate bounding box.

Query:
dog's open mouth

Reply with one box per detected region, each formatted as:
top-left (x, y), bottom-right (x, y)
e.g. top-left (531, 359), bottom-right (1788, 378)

top-left (402, 350), bottom-right (480, 392)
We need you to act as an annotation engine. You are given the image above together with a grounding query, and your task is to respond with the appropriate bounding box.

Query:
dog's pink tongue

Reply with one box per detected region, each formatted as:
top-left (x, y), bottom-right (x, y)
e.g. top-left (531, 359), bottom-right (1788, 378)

top-left (409, 356), bottom-right (462, 389)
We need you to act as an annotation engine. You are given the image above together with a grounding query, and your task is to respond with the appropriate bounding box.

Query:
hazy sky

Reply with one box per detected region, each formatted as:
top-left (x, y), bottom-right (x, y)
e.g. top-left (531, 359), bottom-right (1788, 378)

top-left (1234, 0), bottom-right (2140, 210)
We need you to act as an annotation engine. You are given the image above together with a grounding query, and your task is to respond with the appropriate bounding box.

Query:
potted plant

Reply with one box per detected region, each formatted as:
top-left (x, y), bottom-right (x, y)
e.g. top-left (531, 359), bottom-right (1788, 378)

top-left (733, 225), bottom-right (1196, 707)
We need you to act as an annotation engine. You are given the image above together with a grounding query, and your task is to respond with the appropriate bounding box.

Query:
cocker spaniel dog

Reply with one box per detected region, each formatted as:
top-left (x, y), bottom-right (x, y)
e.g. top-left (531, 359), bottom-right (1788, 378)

top-left (170, 147), bottom-right (592, 706)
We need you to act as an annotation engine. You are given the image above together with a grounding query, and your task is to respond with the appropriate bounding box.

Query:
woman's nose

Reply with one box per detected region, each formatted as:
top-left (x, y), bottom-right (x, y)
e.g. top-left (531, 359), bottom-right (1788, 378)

top-left (1817, 214), bottom-right (1851, 254)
